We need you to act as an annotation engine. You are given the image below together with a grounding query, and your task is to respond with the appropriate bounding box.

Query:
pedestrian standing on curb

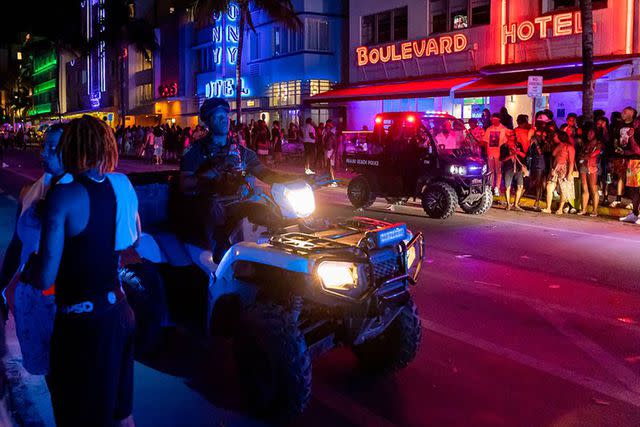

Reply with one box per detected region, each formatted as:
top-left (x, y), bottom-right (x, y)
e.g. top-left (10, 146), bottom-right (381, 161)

top-left (619, 117), bottom-right (640, 224)
top-left (526, 116), bottom-right (548, 211)
top-left (501, 130), bottom-right (526, 211)
top-left (481, 108), bottom-right (491, 130)
top-left (323, 119), bottom-right (338, 185)
top-left (484, 113), bottom-right (509, 196)
top-left (514, 115), bottom-right (532, 154)
top-left (610, 107), bottom-right (638, 209)
top-left (466, 118), bottom-right (485, 158)
top-left (578, 123), bottom-right (602, 217)
top-left (542, 131), bottom-right (575, 215)
top-left (23, 115), bottom-right (139, 427)
top-left (271, 121), bottom-right (283, 164)
top-left (302, 118), bottom-right (316, 175)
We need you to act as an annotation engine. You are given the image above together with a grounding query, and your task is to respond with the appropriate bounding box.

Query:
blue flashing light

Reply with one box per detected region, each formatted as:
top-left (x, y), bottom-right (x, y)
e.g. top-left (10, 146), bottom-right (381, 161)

top-left (370, 224), bottom-right (407, 248)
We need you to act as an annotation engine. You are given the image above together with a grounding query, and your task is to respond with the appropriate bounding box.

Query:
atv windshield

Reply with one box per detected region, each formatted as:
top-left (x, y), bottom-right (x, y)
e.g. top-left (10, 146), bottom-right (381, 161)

top-left (421, 117), bottom-right (466, 150)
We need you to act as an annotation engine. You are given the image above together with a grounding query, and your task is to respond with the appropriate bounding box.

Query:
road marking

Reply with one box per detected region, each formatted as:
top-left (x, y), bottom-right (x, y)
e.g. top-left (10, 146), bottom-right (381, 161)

top-left (313, 382), bottom-right (398, 427)
top-left (421, 318), bottom-right (640, 408)
top-left (473, 280), bottom-right (503, 288)
top-left (534, 304), bottom-right (640, 395)
top-left (423, 270), bottom-right (640, 334)
top-left (317, 192), bottom-right (640, 245)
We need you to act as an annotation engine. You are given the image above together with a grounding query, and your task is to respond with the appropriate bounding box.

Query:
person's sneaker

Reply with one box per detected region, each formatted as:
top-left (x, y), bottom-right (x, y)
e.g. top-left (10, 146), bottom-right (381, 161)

top-left (329, 182), bottom-right (339, 188)
top-left (493, 187), bottom-right (500, 196)
top-left (610, 200), bottom-right (621, 208)
top-left (626, 203), bottom-right (634, 210)
top-left (563, 206), bottom-right (570, 214)
top-left (635, 218), bottom-right (640, 225)
top-left (619, 212), bottom-right (638, 223)
top-left (305, 169), bottom-right (315, 175)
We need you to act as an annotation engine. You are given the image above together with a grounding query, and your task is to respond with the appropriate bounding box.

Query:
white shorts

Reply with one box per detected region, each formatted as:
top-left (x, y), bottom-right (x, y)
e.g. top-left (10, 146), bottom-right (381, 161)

top-left (325, 149), bottom-right (335, 167)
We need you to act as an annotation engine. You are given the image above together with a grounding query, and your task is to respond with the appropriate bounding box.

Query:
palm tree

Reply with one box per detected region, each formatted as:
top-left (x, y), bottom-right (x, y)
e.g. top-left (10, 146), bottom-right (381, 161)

top-left (195, 0), bottom-right (301, 122)
top-left (581, 0), bottom-right (594, 123)
top-left (89, 0), bottom-right (158, 126)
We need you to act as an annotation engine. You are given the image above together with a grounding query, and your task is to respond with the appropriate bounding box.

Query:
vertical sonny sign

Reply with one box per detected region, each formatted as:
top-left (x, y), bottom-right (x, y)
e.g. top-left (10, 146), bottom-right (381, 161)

top-left (206, 2), bottom-right (250, 98)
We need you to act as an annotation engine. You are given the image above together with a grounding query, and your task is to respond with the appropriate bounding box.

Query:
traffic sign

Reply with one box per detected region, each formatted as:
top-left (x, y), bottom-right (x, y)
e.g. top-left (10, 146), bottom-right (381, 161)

top-left (527, 75), bottom-right (543, 98)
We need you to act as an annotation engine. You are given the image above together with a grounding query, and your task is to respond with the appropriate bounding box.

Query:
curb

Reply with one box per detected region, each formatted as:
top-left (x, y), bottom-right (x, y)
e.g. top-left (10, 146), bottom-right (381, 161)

top-left (493, 195), bottom-right (631, 219)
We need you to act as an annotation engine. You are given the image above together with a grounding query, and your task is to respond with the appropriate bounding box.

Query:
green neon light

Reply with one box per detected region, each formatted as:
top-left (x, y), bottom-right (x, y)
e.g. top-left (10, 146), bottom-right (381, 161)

top-left (34, 79), bottom-right (56, 95)
top-left (33, 59), bottom-right (57, 76)
top-left (28, 103), bottom-right (52, 116)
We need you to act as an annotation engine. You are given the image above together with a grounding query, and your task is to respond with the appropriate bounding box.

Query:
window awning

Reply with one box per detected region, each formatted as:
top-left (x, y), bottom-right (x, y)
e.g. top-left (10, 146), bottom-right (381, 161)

top-left (454, 65), bottom-right (622, 99)
top-left (308, 76), bottom-right (477, 103)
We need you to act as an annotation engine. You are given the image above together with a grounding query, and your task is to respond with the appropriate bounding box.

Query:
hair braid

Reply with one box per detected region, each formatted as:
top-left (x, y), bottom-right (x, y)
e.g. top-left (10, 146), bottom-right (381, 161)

top-left (57, 115), bottom-right (118, 175)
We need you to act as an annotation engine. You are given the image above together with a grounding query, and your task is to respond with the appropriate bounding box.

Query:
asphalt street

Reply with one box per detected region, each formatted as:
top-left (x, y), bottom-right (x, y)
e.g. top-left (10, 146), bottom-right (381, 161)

top-left (1, 152), bottom-right (640, 426)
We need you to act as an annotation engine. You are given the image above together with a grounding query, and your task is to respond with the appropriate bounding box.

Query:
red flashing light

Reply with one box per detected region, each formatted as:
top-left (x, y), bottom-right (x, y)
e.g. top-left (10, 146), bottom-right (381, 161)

top-left (375, 116), bottom-right (382, 124)
top-left (407, 115), bottom-right (415, 123)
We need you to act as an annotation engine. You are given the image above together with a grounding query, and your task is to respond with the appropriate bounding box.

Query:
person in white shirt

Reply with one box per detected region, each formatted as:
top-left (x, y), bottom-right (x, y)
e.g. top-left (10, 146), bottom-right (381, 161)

top-left (302, 117), bottom-right (316, 174)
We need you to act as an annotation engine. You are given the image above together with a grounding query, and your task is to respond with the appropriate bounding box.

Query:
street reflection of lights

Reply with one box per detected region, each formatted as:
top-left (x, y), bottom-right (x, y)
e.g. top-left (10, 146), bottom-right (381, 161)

top-left (617, 317), bottom-right (636, 325)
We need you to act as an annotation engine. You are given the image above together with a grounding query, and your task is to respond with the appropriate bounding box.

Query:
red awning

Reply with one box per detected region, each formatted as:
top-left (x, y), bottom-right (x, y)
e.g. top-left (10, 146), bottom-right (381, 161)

top-left (308, 76), bottom-right (476, 103)
top-left (454, 65), bottom-right (621, 98)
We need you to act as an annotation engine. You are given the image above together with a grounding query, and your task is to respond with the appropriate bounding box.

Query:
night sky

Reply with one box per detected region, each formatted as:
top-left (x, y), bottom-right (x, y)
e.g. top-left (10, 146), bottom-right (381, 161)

top-left (0, 0), bottom-right (81, 44)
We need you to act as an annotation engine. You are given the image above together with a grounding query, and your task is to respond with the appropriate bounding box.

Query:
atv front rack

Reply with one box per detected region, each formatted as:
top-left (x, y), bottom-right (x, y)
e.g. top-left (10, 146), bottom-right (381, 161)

top-left (270, 233), bottom-right (352, 255)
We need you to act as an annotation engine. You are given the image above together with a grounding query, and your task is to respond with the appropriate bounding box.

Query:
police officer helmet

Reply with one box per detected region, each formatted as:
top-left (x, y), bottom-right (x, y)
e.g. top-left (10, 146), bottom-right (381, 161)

top-left (200, 98), bottom-right (230, 121)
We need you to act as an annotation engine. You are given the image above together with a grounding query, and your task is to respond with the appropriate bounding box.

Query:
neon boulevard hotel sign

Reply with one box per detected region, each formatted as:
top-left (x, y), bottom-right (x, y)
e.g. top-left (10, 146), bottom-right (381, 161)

top-left (356, 11), bottom-right (583, 67)
top-left (356, 34), bottom-right (468, 67)
top-left (502, 10), bottom-right (583, 45)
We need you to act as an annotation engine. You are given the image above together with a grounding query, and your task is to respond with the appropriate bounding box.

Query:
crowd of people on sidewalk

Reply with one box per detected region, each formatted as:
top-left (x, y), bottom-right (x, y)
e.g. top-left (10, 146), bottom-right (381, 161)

top-left (467, 106), bottom-right (640, 223)
top-left (114, 117), bottom-right (344, 182)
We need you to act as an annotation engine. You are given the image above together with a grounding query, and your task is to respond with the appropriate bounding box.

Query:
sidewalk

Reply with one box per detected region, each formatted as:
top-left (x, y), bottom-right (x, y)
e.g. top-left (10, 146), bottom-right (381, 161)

top-left (0, 148), bottom-right (634, 221)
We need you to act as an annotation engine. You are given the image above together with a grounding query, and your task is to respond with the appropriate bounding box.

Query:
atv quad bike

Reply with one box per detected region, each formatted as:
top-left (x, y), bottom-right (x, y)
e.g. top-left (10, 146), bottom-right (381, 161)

top-left (120, 171), bottom-right (424, 422)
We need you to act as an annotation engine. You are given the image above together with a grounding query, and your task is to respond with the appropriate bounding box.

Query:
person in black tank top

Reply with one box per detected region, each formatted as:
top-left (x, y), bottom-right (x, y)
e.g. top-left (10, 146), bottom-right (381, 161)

top-left (24, 116), bottom-right (137, 427)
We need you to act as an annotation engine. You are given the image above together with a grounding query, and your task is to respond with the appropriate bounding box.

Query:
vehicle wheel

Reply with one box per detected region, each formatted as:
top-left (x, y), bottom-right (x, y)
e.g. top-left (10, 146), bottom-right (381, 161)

top-left (352, 300), bottom-right (421, 373)
top-left (234, 303), bottom-right (311, 422)
top-left (119, 262), bottom-right (167, 355)
top-left (421, 182), bottom-right (458, 219)
top-left (460, 187), bottom-right (493, 215)
top-left (348, 175), bottom-right (376, 209)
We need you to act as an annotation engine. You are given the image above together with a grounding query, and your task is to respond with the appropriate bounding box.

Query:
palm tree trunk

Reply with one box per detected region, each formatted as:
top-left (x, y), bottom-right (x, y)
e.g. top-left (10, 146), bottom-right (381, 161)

top-left (581, 0), bottom-right (594, 122)
top-left (236, 6), bottom-right (246, 125)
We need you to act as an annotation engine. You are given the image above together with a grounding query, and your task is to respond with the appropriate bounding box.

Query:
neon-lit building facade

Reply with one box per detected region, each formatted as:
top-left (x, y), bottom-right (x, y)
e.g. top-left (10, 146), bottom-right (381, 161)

top-left (313, 0), bottom-right (640, 130)
top-left (28, 49), bottom-right (58, 117)
top-left (193, 0), bottom-right (346, 126)
top-left (63, 0), bottom-right (118, 125)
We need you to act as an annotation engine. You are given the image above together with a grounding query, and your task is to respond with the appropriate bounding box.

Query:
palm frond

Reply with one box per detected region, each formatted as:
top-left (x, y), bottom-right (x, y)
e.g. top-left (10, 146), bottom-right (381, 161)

top-left (253, 0), bottom-right (302, 30)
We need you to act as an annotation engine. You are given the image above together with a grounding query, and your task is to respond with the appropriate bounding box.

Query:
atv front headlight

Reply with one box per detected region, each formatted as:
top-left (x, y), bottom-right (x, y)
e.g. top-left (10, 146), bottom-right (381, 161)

top-left (317, 261), bottom-right (358, 291)
top-left (272, 181), bottom-right (316, 219)
top-left (449, 165), bottom-right (467, 175)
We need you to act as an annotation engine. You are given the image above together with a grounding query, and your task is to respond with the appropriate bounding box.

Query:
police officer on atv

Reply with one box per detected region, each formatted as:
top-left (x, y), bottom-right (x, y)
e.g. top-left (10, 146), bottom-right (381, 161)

top-left (179, 98), bottom-right (293, 263)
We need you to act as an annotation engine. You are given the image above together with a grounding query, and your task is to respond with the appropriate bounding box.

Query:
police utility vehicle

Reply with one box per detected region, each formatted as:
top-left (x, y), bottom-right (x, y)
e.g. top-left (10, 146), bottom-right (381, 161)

top-left (346, 112), bottom-right (492, 219)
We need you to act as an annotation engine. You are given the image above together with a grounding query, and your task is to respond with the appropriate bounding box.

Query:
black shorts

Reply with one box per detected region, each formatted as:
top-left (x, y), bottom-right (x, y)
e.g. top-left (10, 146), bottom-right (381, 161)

top-left (304, 142), bottom-right (315, 158)
top-left (49, 300), bottom-right (135, 426)
top-left (504, 168), bottom-right (524, 187)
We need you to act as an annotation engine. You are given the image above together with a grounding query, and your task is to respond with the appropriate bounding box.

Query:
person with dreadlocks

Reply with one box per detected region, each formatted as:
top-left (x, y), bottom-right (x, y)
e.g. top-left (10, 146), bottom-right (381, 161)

top-left (23, 115), bottom-right (139, 427)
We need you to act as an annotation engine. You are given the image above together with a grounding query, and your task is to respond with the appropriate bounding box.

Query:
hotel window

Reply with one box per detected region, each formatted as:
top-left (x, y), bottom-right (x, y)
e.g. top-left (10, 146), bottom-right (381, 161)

top-left (274, 27), bottom-right (282, 55)
top-left (136, 83), bottom-right (153, 105)
top-left (361, 7), bottom-right (408, 45)
top-left (429, 0), bottom-right (490, 34)
top-left (269, 80), bottom-right (301, 107)
top-left (309, 79), bottom-right (331, 97)
top-left (250, 31), bottom-right (261, 60)
top-left (542, 0), bottom-right (607, 12)
top-left (304, 19), bottom-right (329, 51)
top-left (135, 49), bottom-right (153, 72)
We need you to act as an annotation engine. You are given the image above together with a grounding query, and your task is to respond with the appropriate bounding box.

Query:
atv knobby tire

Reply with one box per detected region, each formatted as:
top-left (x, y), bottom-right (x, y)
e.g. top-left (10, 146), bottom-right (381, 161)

top-left (348, 175), bottom-right (377, 209)
top-left (460, 187), bottom-right (492, 215)
top-left (352, 300), bottom-right (421, 373)
top-left (422, 182), bottom-right (458, 219)
top-left (234, 303), bottom-right (311, 423)
top-left (119, 262), bottom-right (167, 355)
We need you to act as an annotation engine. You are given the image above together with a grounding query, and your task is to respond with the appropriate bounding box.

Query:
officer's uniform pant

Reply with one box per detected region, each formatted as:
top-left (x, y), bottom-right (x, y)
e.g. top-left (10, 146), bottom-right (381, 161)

top-left (48, 300), bottom-right (135, 427)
